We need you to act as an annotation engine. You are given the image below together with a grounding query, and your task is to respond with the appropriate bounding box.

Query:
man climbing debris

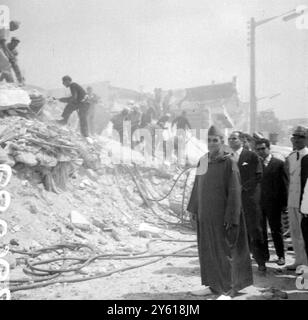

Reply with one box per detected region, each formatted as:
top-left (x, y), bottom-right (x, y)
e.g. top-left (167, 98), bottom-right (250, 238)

top-left (57, 75), bottom-right (91, 140)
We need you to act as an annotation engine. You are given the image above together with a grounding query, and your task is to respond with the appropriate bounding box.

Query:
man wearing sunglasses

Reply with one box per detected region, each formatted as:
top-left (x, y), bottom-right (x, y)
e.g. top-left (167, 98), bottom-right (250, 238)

top-left (228, 131), bottom-right (267, 273)
top-left (286, 126), bottom-right (308, 270)
top-left (255, 139), bottom-right (288, 266)
top-left (187, 126), bottom-right (252, 297)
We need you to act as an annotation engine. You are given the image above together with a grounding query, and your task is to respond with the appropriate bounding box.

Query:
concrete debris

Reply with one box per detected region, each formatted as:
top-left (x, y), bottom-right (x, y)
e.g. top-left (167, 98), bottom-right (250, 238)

top-left (70, 210), bottom-right (91, 231)
top-left (138, 223), bottom-right (161, 238)
top-left (110, 229), bottom-right (121, 242)
top-left (0, 116), bottom-right (101, 192)
top-left (9, 238), bottom-right (19, 246)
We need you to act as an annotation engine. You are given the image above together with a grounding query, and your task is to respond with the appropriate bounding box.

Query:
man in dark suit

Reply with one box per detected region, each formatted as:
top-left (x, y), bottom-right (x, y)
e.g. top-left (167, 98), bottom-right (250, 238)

top-left (300, 132), bottom-right (308, 260)
top-left (255, 139), bottom-right (288, 266)
top-left (229, 131), bottom-right (267, 272)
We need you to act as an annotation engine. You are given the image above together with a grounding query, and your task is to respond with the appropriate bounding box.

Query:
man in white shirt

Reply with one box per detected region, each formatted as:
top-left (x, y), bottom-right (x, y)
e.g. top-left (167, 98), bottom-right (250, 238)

top-left (286, 126), bottom-right (308, 270)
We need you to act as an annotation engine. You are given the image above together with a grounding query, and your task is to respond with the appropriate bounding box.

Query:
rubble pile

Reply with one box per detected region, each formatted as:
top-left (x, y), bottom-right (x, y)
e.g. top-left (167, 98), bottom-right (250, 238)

top-left (0, 83), bottom-right (47, 117)
top-left (0, 116), bottom-right (101, 192)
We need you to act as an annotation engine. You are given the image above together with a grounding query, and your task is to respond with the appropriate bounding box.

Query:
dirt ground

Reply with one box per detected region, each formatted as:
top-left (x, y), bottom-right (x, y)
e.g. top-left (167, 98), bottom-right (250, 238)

top-left (3, 164), bottom-right (308, 300)
top-left (9, 228), bottom-right (308, 300)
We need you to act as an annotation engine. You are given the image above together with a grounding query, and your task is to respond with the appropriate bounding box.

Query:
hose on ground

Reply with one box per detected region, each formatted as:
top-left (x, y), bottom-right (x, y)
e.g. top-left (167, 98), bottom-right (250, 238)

top-left (8, 240), bottom-right (197, 292)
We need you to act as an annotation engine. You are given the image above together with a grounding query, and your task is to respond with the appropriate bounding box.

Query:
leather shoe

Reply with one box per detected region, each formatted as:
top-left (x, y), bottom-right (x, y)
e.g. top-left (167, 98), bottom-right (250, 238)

top-left (258, 265), bottom-right (267, 272)
top-left (277, 257), bottom-right (285, 266)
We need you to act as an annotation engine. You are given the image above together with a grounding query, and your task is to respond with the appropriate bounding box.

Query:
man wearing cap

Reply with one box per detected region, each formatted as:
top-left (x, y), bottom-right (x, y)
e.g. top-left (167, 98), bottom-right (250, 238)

top-left (58, 76), bottom-right (90, 138)
top-left (286, 126), bottom-right (308, 269)
top-left (6, 37), bottom-right (23, 84)
top-left (0, 21), bottom-right (22, 84)
top-left (187, 125), bottom-right (252, 297)
top-left (228, 131), bottom-right (267, 272)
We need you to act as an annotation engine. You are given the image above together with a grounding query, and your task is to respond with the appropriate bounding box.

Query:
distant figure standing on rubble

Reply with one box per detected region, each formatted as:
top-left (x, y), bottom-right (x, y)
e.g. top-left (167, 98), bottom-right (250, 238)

top-left (172, 110), bottom-right (191, 131)
top-left (140, 102), bottom-right (156, 128)
top-left (162, 90), bottom-right (173, 114)
top-left (172, 111), bottom-right (191, 163)
top-left (6, 37), bottom-right (24, 84)
top-left (157, 113), bottom-right (172, 161)
top-left (86, 86), bottom-right (100, 136)
top-left (187, 125), bottom-right (252, 297)
top-left (58, 76), bottom-right (91, 139)
top-left (0, 21), bottom-right (23, 84)
top-left (128, 105), bottom-right (142, 147)
top-left (110, 108), bottom-right (130, 144)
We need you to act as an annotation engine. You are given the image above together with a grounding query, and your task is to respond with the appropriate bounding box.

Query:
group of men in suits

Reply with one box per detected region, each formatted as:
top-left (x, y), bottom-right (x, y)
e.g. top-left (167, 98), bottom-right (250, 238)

top-left (227, 128), bottom-right (307, 273)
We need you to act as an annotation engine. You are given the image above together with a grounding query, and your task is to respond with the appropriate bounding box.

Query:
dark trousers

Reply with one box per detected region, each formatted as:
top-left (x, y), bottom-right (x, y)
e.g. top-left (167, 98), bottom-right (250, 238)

top-left (61, 102), bottom-right (90, 137)
top-left (262, 205), bottom-right (284, 259)
top-left (242, 192), bottom-right (267, 267)
top-left (301, 215), bottom-right (308, 260)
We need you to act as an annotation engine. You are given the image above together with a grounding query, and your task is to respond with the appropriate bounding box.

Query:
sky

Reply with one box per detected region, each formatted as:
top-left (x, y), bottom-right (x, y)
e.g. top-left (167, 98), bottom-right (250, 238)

top-left (3, 0), bottom-right (308, 119)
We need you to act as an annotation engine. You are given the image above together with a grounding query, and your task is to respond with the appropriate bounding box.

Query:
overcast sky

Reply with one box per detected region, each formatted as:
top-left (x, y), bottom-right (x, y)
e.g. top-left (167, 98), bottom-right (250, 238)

top-left (3, 0), bottom-right (308, 119)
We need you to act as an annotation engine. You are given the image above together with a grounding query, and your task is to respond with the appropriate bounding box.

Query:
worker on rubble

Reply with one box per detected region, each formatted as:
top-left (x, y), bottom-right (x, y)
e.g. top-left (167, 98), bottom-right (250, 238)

top-left (0, 21), bottom-right (23, 84)
top-left (58, 76), bottom-right (91, 139)
top-left (140, 102), bottom-right (156, 128)
top-left (172, 110), bottom-right (191, 131)
top-left (110, 108), bottom-right (130, 144)
top-left (172, 111), bottom-right (191, 164)
top-left (162, 90), bottom-right (173, 114)
top-left (5, 37), bottom-right (24, 84)
top-left (86, 86), bottom-right (100, 136)
top-left (187, 125), bottom-right (252, 297)
top-left (157, 113), bottom-right (172, 161)
top-left (128, 105), bottom-right (142, 147)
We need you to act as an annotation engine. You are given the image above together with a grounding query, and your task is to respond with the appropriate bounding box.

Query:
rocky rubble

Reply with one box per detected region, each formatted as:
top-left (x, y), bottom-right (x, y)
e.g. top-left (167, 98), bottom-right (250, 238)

top-left (0, 116), bottom-right (101, 191)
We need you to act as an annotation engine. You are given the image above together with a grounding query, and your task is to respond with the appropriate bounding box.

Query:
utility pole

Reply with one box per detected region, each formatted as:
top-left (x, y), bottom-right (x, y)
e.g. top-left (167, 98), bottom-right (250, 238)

top-left (247, 8), bottom-right (304, 135)
top-left (249, 17), bottom-right (257, 133)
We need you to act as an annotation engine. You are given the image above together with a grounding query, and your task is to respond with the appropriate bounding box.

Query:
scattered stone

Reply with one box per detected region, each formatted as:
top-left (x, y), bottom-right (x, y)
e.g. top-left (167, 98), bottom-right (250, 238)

top-left (86, 169), bottom-right (97, 181)
top-left (11, 225), bottom-right (21, 233)
top-left (9, 238), bottom-right (19, 246)
top-left (74, 229), bottom-right (87, 239)
top-left (15, 152), bottom-right (38, 166)
top-left (28, 203), bottom-right (39, 215)
top-left (70, 210), bottom-right (91, 231)
top-left (110, 229), bottom-right (121, 242)
top-left (6, 253), bottom-right (17, 270)
top-left (138, 223), bottom-right (161, 238)
top-left (92, 218), bottom-right (107, 231)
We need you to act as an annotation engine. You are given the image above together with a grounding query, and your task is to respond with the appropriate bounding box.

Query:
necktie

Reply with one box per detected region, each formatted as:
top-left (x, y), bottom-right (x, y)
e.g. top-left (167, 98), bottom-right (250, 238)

top-left (297, 152), bottom-right (300, 161)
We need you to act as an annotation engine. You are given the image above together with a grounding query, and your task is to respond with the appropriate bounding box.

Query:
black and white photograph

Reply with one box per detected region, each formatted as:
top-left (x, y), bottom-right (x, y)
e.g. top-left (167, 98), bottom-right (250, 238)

top-left (0, 0), bottom-right (308, 302)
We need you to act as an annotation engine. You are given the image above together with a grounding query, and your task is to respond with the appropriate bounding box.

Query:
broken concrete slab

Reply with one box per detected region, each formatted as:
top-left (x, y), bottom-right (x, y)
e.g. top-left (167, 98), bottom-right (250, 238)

top-left (70, 210), bottom-right (91, 231)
